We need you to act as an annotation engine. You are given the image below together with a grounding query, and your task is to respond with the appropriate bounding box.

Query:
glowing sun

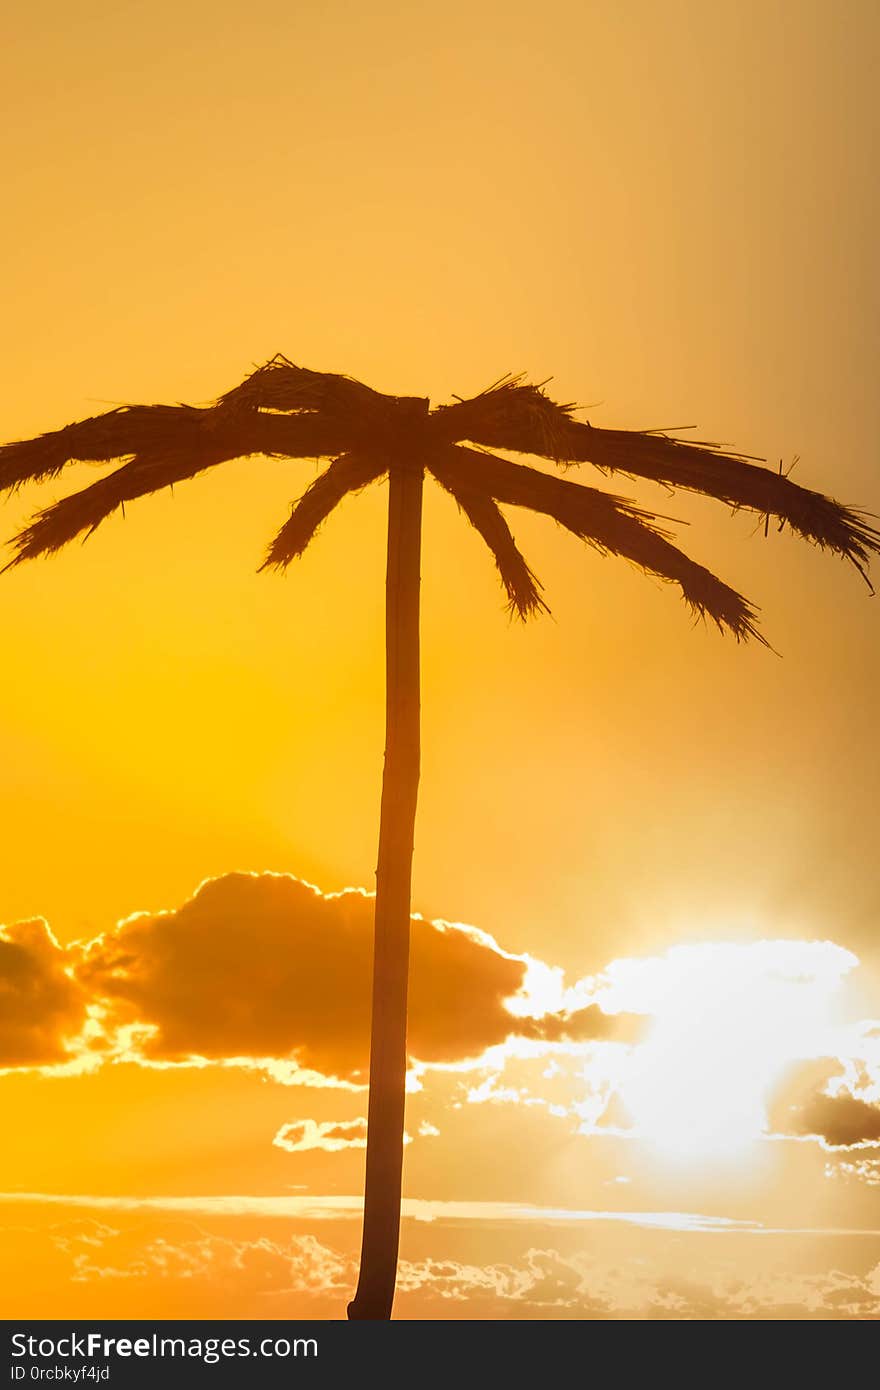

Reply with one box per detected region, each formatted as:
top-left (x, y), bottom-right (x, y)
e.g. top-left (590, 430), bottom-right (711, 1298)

top-left (602, 939), bottom-right (857, 1164)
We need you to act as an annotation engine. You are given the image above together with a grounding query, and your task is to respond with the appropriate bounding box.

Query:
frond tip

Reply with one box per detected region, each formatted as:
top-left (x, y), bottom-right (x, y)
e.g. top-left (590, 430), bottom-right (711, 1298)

top-left (557, 423), bottom-right (880, 581)
top-left (430, 460), bottom-right (549, 620)
top-left (261, 453), bottom-right (387, 570)
top-left (432, 378), bottom-right (880, 584)
top-left (434, 446), bottom-right (767, 644)
top-left (3, 438), bottom-right (235, 566)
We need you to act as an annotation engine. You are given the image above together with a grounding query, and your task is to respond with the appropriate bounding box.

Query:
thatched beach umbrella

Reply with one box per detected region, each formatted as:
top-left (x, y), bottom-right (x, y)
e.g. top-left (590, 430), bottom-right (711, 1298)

top-left (2, 355), bottom-right (877, 1318)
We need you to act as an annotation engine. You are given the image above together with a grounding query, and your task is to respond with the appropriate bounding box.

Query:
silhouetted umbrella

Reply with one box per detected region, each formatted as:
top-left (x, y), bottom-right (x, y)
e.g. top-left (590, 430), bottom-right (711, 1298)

top-left (3, 355), bottom-right (877, 1317)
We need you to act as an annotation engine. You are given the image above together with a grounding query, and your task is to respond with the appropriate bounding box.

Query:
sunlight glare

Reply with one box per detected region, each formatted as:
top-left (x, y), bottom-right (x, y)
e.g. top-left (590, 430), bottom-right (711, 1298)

top-left (605, 940), bottom-right (857, 1165)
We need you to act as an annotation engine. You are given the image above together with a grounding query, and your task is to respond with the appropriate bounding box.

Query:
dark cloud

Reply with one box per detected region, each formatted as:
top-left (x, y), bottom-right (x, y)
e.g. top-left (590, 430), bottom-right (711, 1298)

top-left (321, 1121), bottom-right (367, 1144)
top-left (790, 1092), bottom-right (880, 1150)
top-left (0, 919), bottom-right (89, 1066)
top-left (273, 1118), bottom-right (368, 1152)
top-left (516, 1005), bottom-right (639, 1046)
top-left (76, 872), bottom-right (621, 1080)
top-left (770, 1058), bottom-right (880, 1150)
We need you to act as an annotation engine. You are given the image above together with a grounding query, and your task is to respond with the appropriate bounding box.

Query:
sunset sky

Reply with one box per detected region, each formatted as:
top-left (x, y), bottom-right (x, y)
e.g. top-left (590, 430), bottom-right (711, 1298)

top-left (2, 0), bottom-right (879, 1319)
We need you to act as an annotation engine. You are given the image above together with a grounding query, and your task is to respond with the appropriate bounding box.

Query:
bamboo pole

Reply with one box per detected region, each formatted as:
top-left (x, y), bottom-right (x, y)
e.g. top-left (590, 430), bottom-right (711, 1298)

top-left (347, 455), bottom-right (424, 1320)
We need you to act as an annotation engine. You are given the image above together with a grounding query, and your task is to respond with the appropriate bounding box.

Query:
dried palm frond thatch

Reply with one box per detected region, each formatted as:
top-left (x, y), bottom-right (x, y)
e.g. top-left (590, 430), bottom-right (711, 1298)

top-left (4, 444), bottom-right (226, 564)
top-left (557, 423), bottom-right (878, 578)
top-left (262, 453), bottom-right (387, 570)
top-left (437, 384), bottom-right (880, 580)
top-left (216, 353), bottom-right (391, 424)
top-left (2, 358), bottom-right (877, 643)
top-left (1, 415), bottom-right (358, 568)
top-left (0, 402), bottom-right (350, 498)
top-left (0, 405), bottom-right (201, 491)
top-left (430, 460), bottom-right (548, 619)
top-left (433, 373), bottom-right (578, 464)
top-left (433, 445), bottom-right (764, 642)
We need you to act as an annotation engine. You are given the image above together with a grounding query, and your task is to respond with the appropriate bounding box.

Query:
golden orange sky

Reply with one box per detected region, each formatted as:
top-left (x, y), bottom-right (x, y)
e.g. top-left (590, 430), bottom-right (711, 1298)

top-left (2, 0), bottom-right (879, 1319)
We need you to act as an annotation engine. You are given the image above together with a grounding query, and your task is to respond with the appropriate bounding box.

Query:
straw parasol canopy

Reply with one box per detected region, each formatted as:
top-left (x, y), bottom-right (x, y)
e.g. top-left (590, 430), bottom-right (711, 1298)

top-left (3, 355), bottom-right (877, 643)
